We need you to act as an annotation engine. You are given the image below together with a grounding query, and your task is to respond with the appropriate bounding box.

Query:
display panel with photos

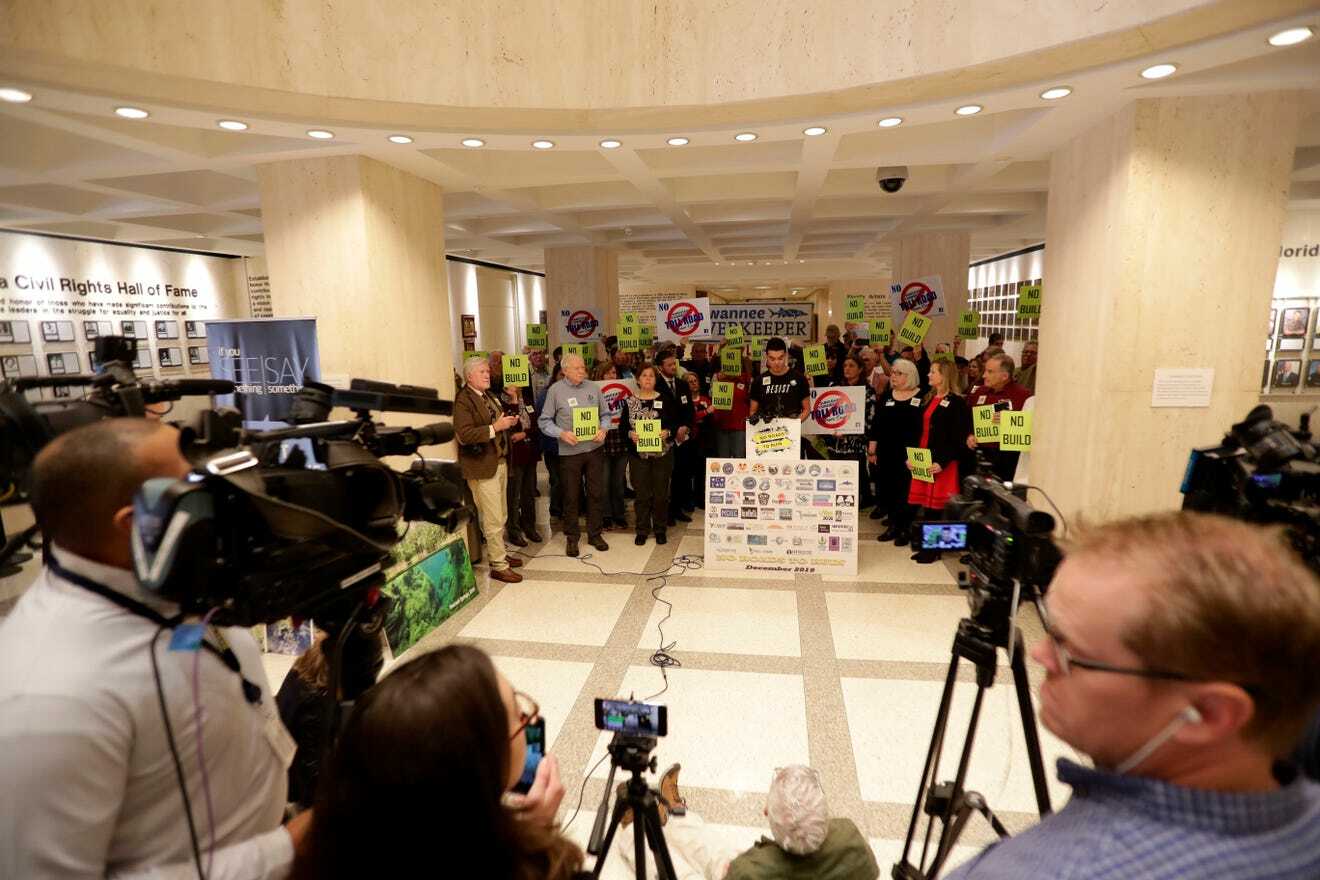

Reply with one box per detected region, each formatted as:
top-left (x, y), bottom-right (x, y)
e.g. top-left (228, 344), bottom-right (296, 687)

top-left (46, 352), bottom-right (80, 375)
top-left (1281, 308), bottom-right (1310, 338)
top-left (185, 321), bottom-right (206, 339)
top-left (0, 320), bottom-right (32, 344)
top-left (39, 320), bottom-right (75, 343)
top-left (1307, 360), bottom-right (1320, 389)
top-left (1, 354), bottom-right (39, 377)
top-left (1274, 358), bottom-right (1302, 388)
top-left (120, 320), bottom-right (148, 339)
top-left (132, 347), bottom-right (152, 370)
top-left (158, 347), bottom-right (184, 368)
top-left (154, 320), bottom-right (180, 340)
top-left (83, 320), bottom-right (115, 340)
top-left (188, 345), bottom-right (209, 365)
top-left (1278, 337), bottom-right (1305, 351)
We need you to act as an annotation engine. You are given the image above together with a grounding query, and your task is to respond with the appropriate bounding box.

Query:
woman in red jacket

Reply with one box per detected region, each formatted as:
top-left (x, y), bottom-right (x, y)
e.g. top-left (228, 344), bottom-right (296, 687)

top-left (907, 359), bottom-right (972, 564)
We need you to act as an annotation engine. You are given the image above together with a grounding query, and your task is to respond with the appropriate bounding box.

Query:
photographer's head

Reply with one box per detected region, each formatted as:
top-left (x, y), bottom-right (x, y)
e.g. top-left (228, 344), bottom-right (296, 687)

top-left (1033, 512), bottom-right (1320, 783)
top-left (765, 765), bottom-right (829, 856)
top-left (29, 418), bottom-right (190, 569)
top-left (298, 645), bottom-right (579, 879)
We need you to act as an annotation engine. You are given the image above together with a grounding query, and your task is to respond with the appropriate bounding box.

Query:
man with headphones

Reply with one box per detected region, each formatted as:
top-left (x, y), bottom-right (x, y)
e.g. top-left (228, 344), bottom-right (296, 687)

top-left (0, 419), bottom-right (306, 878)
top-left (947, 512), bottom-right (1320, 879)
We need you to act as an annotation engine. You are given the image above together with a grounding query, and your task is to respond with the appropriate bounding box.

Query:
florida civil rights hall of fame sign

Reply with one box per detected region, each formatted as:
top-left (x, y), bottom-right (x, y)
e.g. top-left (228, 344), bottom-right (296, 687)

top-left (703, 455), bottom-right (860, 577)
top-left (656, 296), bottom-right (712, 343)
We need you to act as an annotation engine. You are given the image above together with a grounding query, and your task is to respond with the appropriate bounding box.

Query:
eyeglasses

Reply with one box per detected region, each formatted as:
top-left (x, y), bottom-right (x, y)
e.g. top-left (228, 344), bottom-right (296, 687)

top-left (1036, 606), bottom-right (1198, 683)
top-left (509, 690), bottom-right (540, 742)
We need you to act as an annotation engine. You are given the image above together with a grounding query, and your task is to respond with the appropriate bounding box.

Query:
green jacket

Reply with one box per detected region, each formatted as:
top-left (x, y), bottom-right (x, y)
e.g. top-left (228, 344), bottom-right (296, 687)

top-left (725, 818), bottom-right (878, 880)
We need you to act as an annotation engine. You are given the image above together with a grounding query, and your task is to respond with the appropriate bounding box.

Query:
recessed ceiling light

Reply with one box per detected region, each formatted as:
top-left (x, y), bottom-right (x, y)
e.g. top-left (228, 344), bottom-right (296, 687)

top-left (734, 132), bottom-right (758, 142)
top-left (1140, 63), bottom-right (1178, 80)
top-left (531, 139), bottom-right (555, 149)
top-left (599, 138), bottom-right (622, 149)
top-left (1039, 86), bottom-right (1072, 100)
top-left (877, 116), bottom-right (903, 128)
top-left (747, 262), bottom-right (754, 266)
top-left (306, 129), bottom-right (334, 139)
top-left (0, 88), bottom-right (33, 103)
top-left (216, 119), bottom-right (248, 131)
top-left (461, 137), bottom-right (486, 148)
top-left (803, 126), bottom-right (827, 136)
top-left (955, 105), bottom-right (982, 116)
top-left (798, 259), bottom-right (805, 263)
top-left (667, 136), bottom-right (690, 146)
top-left (1268, 26), bottom-right (1313, 47)
top-left (116, 106), bottom-right (149, 119)
top-left (388, 134), bottom-right (413, 144)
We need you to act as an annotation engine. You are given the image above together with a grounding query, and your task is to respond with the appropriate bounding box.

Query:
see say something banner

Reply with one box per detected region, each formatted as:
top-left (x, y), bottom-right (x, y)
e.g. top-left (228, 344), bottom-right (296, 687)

top-left (207, 318), bottom-right (320, 429)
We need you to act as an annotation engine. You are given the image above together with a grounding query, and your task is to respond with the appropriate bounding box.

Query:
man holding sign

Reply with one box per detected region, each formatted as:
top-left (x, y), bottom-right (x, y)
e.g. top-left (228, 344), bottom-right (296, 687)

top-left (966, 352), bottom-right (1033, 483)
top-left (537, 353), bottom-right (609, 556)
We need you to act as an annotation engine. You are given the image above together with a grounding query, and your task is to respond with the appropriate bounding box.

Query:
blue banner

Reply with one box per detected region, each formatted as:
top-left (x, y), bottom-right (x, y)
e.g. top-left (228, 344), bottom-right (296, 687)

top-left (206, 318), bottom-right (320, 428)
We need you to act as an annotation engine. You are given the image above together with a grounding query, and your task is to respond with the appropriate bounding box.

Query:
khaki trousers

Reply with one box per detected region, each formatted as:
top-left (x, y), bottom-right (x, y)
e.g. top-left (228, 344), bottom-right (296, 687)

top-left (468, 462), bottom-right (509, 571)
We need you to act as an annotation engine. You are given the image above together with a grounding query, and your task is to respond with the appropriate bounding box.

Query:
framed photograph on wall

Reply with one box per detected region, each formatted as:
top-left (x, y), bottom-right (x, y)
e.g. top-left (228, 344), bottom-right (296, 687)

top-left (40, 321), bottom-right (75, 343)
top-left (460, 314), bottom-right (477, 339)
top-left (188, 346), bottom-right (209, 365)
top-left (84, 320), bottom-right (114, 340)
top-left (1306, 360), bottom-right (1320, 389)
top-left (158, 347), bottom-right (183, 368)
top-left (0, 320), bottom-right (32, 344)
top-left (154, 320), bottom-right (179, 340)
top-left (1273, 358), bottom-right (1301, 388)
top-left (185, 320), bottom-right (206, 339)
top-left (1281, 308), bottom-right (1310, 338)
top-left (121, 320), bottom-right (148, 339)
top-left (1278, 337), bottom-right (1305, 351)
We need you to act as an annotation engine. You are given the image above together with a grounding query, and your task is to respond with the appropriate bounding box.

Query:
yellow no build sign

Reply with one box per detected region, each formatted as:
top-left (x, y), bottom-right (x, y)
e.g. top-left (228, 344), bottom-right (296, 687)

top-left (1000, 411), bottom-right (1033, 452)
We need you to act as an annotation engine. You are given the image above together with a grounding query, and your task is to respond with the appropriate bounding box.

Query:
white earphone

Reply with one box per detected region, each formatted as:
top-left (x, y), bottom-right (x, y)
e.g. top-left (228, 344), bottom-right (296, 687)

top-left (1114, 705), bottom-right (1201, 774)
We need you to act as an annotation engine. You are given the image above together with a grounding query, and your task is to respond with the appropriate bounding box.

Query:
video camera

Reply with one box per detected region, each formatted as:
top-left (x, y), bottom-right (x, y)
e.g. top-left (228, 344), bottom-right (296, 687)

top-left (1181, 404), bottom-right (1320, 570)
top-left (0, 336), bottom-right (470, 628)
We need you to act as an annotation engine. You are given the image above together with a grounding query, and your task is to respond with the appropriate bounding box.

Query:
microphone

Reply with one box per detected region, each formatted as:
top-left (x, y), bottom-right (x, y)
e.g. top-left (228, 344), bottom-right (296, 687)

top-left (142, 378), bottom-right (237, 401)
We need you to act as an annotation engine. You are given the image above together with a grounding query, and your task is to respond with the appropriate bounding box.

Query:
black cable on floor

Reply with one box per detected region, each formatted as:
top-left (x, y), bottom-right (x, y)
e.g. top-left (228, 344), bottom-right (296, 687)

top-left (561, 752), bottom-right (611, 833)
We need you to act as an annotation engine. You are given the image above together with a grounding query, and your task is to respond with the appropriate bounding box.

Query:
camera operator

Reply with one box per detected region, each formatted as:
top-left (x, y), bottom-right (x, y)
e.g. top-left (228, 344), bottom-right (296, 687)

top-left (0, 418), bottom-right (306, 879)
top-left (946, 512), bottom-right (1320, 879)
top-left (291, 644), bottom-right (577, 880)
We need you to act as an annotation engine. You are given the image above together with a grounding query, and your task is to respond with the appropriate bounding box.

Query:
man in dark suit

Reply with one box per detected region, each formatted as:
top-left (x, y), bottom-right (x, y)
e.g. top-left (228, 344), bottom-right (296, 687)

top-left (655, 346), bottom-right (695, 524)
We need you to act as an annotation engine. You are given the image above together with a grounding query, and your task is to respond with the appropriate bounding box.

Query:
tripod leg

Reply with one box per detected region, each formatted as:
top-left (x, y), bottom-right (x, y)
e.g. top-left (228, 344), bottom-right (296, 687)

top-left (590, 796), bottom-right (630, 880)
top-left (898, 644), bottom-right (961, 872)
top-left (926, 685), bottom-right (988, 878)
top-left (634, 810), bottom-right (647, 880)
top-left (641, 800), bottom-right (680, 880)
top-left (1011, 633), bottom-right (1052, 817)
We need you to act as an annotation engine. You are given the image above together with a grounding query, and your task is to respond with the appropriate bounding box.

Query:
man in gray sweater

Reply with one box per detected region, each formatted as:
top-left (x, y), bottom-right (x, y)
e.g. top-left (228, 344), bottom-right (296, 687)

top-left (537, 353), bottom-right (609, 556)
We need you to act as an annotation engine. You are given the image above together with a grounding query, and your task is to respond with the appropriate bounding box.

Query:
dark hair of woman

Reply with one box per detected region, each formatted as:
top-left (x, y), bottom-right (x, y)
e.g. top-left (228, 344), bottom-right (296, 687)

top-left (292, 645), bottom-right (583, 880)
top-left (636, 363), bottom-right (658, 383)
top-left (842, 354), bottom-right (866, 384)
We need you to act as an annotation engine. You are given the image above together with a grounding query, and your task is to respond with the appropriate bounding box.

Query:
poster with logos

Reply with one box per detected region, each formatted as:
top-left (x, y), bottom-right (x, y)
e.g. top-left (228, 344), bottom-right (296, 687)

top-left (890, 275), bottom-right (947, 320)
top-left (803, 386), bottom-right (865, 435)
top-left (558, 305), bottom-right (604, 343)
top-left (656, 296), bottom-right (712, 343)
top-left (704, 458), bottom-right (859, 576)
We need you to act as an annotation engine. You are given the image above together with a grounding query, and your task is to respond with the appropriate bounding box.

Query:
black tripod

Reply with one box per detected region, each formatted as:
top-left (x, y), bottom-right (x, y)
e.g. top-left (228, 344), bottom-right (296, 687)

top-left (589, 734), bottom-right (679, 880)
top-left (893, 600), bottom-right (1052, 880)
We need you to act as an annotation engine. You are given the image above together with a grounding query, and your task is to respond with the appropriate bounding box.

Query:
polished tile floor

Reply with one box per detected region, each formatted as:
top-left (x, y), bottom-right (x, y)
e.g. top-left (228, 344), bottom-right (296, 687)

top-left (258, 499), bottom-right (1073, 878)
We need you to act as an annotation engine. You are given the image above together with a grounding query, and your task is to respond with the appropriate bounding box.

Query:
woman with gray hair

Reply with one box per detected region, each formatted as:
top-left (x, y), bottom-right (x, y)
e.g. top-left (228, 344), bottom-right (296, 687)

top-left (454, 356), bottom-right (524, 584)
top-left (869, 357), bottom-right (924, 545)
top-left (645, 765), bottom-right (877, 879)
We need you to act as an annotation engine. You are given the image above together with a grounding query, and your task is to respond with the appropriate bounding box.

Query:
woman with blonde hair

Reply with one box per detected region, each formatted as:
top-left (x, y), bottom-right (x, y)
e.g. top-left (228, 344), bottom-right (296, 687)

top-left (906, 359), bottom-right (971, 563)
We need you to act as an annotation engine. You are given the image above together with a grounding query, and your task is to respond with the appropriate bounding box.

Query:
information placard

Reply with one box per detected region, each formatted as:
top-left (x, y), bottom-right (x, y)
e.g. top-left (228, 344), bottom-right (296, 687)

top-left (803, 386), bottom-right (864, 435)
top-left (890, 275), bottom-right (947, 319)
top-left (635, 418), bottom-right (663, 453)
top-left (527, 323), bottom-right (549, 350)
top-left (572, 406), bottom-right (599, 441)
top-left (712, 379), bottom-right (734, 410)
top-left (619, 322), bottom-right (641, 352)
top-left (908, 447), bottom-right (935, 482)
top-left (845, 295), bottom-right (866, 323)
top-left (745, 418), bottom-right (802, 460)
top-left (563, 342), bottom-right (594, 365)
top-left (559, 306), bottom-right (603, 343)
top-left (897, 312), bottom-right (932, 347)
top-left (1017, 284), bottom-right (1042, 319)
top-left (656, 297), bottom-right (712, 343)
top-left (870, 317), bottom-right (891, 344)
top-left (1000, 411), bottom-right (1033, 451)
top-left (802, 343), bottom-right (828, 376)
top-left (720, 345), bottom-right (743, 373)
top-left (724, 324), bottom-right (745, 347)
top-left (957, 310), bottom-right (980, 340)
top-left (704, 458), bottom-right (859, 576)
top-left (972, 405), bottom-right (1000, 443)
top-left (503, 354), bottom-right (530, 386)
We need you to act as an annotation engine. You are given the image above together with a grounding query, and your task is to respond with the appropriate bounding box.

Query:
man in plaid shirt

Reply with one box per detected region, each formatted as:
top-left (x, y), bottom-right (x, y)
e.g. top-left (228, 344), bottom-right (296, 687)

top-left (947, 512), bottom-right (1320, 879)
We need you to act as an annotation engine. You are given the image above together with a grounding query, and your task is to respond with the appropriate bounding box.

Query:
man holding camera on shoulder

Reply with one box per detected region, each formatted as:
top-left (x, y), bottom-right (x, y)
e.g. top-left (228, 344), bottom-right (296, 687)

top-left (0, 418), bottom-right (306, 879)
top-left (947, 512), bottom-right (1320, 879)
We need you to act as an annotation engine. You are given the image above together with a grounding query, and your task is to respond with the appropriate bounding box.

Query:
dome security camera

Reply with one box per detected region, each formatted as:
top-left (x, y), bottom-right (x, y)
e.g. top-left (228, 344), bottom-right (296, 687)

top-left (876, 166), bottom-right (909, 193)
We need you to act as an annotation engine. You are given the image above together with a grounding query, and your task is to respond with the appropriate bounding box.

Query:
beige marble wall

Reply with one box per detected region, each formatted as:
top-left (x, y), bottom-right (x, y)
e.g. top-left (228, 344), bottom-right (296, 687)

top-left (895, 232), bottom-right (971, 352)
top-left (1033, 93), bottom-right (1302, 522)
top-left (544, 245), bottom-right (618, 349)
top-left (256, 153), bottom-right (455, 403)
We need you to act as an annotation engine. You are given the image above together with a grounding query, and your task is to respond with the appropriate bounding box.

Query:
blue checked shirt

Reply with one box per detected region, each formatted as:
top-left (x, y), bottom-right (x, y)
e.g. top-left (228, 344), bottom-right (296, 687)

top-left (945, 759), bottom-right (1320, 880)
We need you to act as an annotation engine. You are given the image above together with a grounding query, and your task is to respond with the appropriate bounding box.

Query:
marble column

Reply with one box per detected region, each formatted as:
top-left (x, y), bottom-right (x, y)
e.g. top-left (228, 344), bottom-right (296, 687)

top-left (894, 231), bottom-right (971, 350)
top-left (544, 245), bottom-right (619, 351)
top-left (1032, 93), bottom-right (1301, 522)
top-left (256, 155), bottom-right (454, 399)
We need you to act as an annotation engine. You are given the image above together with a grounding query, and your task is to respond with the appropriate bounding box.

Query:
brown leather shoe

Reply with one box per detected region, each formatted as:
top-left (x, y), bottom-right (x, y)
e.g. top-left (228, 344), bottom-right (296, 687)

top-left (490, 567), bottom-right (523, 584)
top-left (659, 763), bottom-right (686, 819)
top-left (507, 556), bottom-right (525, 568)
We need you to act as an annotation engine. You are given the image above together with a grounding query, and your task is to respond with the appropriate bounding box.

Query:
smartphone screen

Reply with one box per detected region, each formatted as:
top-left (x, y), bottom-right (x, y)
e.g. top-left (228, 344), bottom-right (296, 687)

top-left (594, 698), bottom-right (668, 737)
top-left (993, 400), bottom-right (1011, 412)
top-left (920, 522), bottom-right (968, 551)
top-left (512, 718), bottom-right (546, 795)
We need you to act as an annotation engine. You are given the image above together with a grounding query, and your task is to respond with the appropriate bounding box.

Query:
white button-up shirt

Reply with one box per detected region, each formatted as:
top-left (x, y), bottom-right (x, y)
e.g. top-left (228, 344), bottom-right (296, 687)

top-left (0, 547), bottom-right (293, 879)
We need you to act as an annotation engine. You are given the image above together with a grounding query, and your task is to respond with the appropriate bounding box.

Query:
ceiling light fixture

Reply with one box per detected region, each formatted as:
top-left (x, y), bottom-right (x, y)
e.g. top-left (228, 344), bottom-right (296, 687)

top-left (116, 106), bottom-right (150, 119)
top-left (531, 139), bottom-right (555, 149)
top-left (803, 126), bottom-right (827, 136)
top-left (388, 134), bottom-right (414, 144)
top-left (1039, 86), bottom-right (1072, 100)
top-left (955, 104), bottom-right (982, 116)
top-left (0, 88), bottom-right (33, 103)
top-left (306, 129), bottom-right (335, 139)
top-left (461, 137), bottom-right (485, 148)
top-left (877, 116), bottom-right (903, 128)
top-left (734, 132), bottom-right (758, 142)
top-left (798, 259), bottom-right (805, 263)
top-left (217, 119), bottom-right (248, 131)
top-left (667, 136), bottom-right (690, 146)
top-left (599, 138), bottom-right (622, 149)
top-left (1268, 26), bottom-right (1313, 46)
top-left (1140, 63), bottom-right (1177, 80)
